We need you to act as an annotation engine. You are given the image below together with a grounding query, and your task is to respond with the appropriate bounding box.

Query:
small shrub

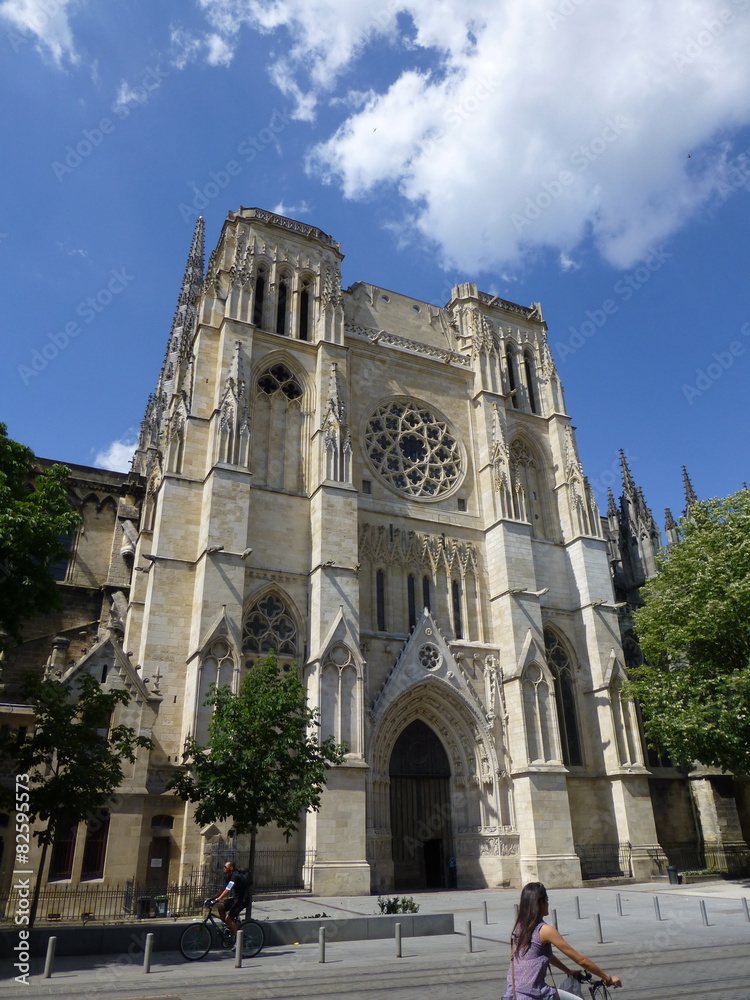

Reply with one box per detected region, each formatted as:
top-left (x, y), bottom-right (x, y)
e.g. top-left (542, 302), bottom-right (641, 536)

top-left (377, 895), bottom-right (420, 914)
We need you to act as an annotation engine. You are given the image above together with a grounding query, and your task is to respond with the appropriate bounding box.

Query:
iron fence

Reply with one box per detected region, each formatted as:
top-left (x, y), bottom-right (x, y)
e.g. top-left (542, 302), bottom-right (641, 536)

top-left (575, 842), bottom-right (633, 880)
top-left (657, 842), bottom-right (750, 875)
top-left (0, 849), bottom-right (315, 925)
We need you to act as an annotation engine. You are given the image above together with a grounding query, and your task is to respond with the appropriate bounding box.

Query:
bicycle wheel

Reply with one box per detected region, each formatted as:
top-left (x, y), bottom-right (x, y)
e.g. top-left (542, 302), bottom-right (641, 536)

top-left (239, 919), bottom-right (264, 958)
top-left (180, 921), bottom-right (212, 960)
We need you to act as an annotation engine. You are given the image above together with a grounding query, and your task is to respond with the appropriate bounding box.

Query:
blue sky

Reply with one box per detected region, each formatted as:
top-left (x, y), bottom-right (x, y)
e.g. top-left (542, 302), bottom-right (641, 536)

top-left (1, 0), bottom-right (749, 530)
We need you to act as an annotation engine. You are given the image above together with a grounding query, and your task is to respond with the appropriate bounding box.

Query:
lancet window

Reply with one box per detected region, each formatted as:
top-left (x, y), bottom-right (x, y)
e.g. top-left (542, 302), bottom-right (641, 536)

top-left (544, 628), bottom-right (582, 766)
top-left (524, 350), bottom-right (538, 414)
top-left (251, 362), bottom-right (305, 491)
top-left (253, 268), bottom-right (266, 327)
top-left (195, 638), bottom-right (236, 743)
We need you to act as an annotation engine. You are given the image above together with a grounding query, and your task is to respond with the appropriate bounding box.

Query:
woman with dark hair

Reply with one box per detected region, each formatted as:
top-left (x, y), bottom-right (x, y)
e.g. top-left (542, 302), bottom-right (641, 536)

top-left (503, 882), bottom-right (621, 1000)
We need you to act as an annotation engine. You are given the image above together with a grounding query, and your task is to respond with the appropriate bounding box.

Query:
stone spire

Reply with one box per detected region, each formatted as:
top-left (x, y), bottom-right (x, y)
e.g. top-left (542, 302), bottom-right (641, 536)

top-left (132, 218), bottom-right (205, 477)
top-left (664, 507), bottom-right (679, 547)
top-left (607, 487), bottom-right (618, 520)
top-left (682, 465), bottom-right (698, 514)
top-left (620, 449), bottom-right (637, 499)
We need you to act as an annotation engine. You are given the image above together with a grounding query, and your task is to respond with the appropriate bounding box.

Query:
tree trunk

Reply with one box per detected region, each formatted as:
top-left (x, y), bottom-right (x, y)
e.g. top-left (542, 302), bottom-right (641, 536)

top-left (28, 833), bottom-right (50, 931)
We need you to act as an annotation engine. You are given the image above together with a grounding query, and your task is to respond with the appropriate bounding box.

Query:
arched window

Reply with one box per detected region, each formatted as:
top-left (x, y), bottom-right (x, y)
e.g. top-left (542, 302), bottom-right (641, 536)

top-left (251, 363), bottom-right (305, 491)
top-left (195, 637), bottom-right (236, 742)
top-left (376, 570), bottom-right (386, 631)
top-left (452, 579), bottom-right (463, 639)
top-left (522, 663), bottom-right (554, 763)
top-left (509, 439), bottom-right (547, 538)
top-left (299, 282), bottom-right (311, 341)
top-left (242, 592), bottom-right (298, 667)
top-left (80, 810), bottom-right (110, 881)
top-left (544, 628), bottom-right (582, 766)
top-left (422, 575), bottom-right (431, 612)
top-left (407, 574), bottom-right (417, 630)
top-left (524, 351), bottom-right (537, 414)
top-left (276, 278), bottom-right (288, 335)
top-left (253, 269), bottom-right (266, 327)
top-left (506, 347), bottom-right (519, 408)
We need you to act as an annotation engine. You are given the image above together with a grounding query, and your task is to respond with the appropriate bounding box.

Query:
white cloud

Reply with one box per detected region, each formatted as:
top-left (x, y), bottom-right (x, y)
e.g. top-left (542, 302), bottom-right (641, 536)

top-left (272, 199), bottom-right (311, 217)
top-left (206, 32), bottom-right (234, 66)
top-left (198, 0), bottom-right (750, 272)
top-left (0, 0), bottom-right (80, 66)
top-left (113, 80), bottom-right (149, 116)
top-left (170, 26), bottom-right (203, 69)
top-left (559, 252), bottom-right (581, 273)
top-left (94, 434), bottom-right (137, 473)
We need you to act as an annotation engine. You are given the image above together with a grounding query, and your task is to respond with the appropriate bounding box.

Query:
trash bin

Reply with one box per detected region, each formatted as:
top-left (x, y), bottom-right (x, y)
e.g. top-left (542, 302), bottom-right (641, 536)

top-left (137, 896), bottom-right (151, 918)
top-left (154, 895), bottom-right (168, 917)
top-left (667, 865), bottom-right (681, 885)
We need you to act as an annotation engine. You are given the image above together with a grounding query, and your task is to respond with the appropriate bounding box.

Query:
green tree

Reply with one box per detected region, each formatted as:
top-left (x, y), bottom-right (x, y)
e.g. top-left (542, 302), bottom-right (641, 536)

top-left (0, 423), bottom-right (80, 653)
top-left (169, 653), bottom-right (347, 864)
top-left (0, 673), bottom-right (152, 927)
top-left (626, 489), bottom-right (750, 774)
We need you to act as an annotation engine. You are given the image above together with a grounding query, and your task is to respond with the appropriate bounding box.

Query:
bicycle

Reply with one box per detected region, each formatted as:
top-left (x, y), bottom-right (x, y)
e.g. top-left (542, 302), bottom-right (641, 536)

top-left (578, 971), bottom-right (617, 999)
top-left (179, 900), bottom-right (265, 961)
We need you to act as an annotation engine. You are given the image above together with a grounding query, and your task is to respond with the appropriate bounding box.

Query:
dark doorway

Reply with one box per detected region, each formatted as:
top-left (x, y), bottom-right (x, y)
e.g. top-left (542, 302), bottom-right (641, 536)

top-left (389, 719), bottom-right (452, 890)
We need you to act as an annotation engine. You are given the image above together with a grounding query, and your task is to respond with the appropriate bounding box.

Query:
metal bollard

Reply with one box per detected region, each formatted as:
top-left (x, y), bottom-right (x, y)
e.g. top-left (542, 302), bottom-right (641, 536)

top-left (551, 908), bottom-right (558, 930)
top-left (43, 936), bottom-right (56, 979)
top-left (595, 914), bottom-right (603, 944)
top-left (743, 897), bottom-right (750, 922)
top-left (395, 922), bottom-right (402, 958)
top-left (466, 919), bottom-right (473, 953)
top-left (319, 926), bottom-right (326, 963)
top-left (653, 895), bottom-right (662, 921)
top-left (235, 929), bottom-right (243, 968)
top-left (700, 900), bottom-right (709, 926)
top-left (616, 893), bottom-right (623, 916)
top-left (143, 933), bottom-right (154, 974)
top-left (483, 900), bottom-right (489, 924)
top-left (575, 896), bottom-right (581, 919)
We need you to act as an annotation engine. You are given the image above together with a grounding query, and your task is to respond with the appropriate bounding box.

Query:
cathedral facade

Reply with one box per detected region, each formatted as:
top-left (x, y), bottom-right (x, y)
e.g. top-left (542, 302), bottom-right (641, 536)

top-left (4, 207), bottom-right (747, 898)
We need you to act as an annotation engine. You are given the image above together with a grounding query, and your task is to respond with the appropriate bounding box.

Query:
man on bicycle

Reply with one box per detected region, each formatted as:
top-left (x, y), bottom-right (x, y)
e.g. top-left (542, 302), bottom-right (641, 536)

top-left (207, 861), bottom-right (252, 937)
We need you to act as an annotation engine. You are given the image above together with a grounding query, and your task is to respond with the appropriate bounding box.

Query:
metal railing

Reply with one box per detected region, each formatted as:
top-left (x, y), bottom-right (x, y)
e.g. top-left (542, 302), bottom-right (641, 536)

top-left (0, 849), bottom-right (316, 925)
top-left (575, 842), bottom-right (633, 880)
top-left (657, 842), bottom-right (750, 875)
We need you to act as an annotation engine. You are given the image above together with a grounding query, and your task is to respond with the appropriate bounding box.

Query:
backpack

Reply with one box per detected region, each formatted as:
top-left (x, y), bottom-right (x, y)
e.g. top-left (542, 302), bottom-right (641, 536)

top-left (231, 867), bottom-right (253, 894)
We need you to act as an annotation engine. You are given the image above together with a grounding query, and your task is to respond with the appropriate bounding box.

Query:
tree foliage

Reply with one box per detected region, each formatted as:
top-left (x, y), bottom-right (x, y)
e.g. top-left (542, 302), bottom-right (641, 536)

top-left (0, 423), bottom-right (80, 650)
top-left (169, 653), bottom-right (347, 839)
top-left (626, 489), bottom-right (750, 775)
top-left (0, 673), bottom-right (152, 926)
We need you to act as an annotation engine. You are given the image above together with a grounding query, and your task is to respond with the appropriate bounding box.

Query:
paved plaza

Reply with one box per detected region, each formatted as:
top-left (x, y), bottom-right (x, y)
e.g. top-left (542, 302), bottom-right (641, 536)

top-left (3, 881), bottom-right (750, 999)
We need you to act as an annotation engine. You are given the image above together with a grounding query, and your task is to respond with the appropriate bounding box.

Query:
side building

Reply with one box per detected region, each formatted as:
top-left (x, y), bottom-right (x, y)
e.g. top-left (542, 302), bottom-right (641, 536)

top-left (2, 207), bottom-right (745, 901)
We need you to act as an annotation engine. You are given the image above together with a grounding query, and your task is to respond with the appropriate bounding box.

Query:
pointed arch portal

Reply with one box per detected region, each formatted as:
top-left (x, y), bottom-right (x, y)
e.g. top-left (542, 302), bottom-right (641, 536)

top-left (389, 720), bottom-right (453, 890)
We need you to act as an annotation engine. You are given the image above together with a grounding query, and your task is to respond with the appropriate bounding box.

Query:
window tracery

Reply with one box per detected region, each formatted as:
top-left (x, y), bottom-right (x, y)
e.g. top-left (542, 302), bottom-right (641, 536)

top-left (544, 628), bottom-right (582, 766)
top-left (364, 399), bottom-right (463, 500)
top-left (242, 593), bottom-right (298, 663)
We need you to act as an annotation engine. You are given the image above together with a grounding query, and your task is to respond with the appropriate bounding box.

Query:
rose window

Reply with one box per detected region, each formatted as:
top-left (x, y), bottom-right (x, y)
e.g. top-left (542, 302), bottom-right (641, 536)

top-left (364, 399), bottom-right (462, 499)
top-left (418, 642), bottom-right (442, 670)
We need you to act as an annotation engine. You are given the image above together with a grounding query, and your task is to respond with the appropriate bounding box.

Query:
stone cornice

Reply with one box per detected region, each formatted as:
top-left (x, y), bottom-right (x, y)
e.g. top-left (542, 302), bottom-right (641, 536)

top-left (346, 324), bottom-right (471, 368)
